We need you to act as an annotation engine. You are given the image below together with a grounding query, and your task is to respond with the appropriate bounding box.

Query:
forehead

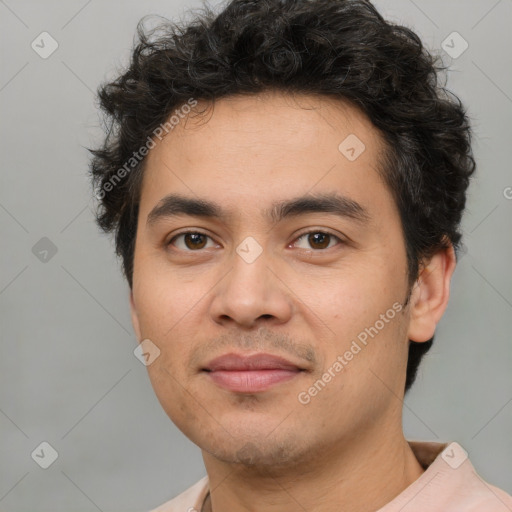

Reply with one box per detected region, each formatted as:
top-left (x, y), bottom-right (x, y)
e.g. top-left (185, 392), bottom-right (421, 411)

top-left (147, 90), bottom-right (382, 160)
top-left (138, 90), bottom-right (391, 225)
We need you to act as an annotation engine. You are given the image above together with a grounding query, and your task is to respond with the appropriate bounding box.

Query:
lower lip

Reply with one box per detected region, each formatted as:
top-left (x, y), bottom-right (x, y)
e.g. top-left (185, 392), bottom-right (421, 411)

top-left (204, 369), bottom-right (301, 393)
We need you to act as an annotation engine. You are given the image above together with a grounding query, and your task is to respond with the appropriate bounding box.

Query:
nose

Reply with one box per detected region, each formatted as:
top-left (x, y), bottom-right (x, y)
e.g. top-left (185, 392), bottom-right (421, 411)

top-left (209, 244), bottom-right (294, 329)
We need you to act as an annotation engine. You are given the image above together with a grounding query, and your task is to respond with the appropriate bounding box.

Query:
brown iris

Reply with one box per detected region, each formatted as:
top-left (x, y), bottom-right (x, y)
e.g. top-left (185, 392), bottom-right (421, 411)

top-left (183, 233), bottom-right (208, 250)
top-left (307, 232), bottom-right (331, 250)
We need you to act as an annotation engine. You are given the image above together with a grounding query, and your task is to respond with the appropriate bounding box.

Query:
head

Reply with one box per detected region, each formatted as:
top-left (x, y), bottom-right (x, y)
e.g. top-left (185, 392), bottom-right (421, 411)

top-left (89, 0), bottom-right (474, 467)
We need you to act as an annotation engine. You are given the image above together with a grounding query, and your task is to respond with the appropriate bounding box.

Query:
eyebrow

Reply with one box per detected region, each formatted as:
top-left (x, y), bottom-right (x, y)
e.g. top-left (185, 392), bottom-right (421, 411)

top-left (146, 192), bottom-right (370, 228)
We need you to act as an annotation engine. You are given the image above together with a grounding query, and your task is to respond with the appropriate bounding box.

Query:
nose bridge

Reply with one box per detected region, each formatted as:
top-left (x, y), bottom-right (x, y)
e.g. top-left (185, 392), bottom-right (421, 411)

top-left (209, 236), bottom-right (293, 327)
top-left (227, 238), bottom-right (272, 308)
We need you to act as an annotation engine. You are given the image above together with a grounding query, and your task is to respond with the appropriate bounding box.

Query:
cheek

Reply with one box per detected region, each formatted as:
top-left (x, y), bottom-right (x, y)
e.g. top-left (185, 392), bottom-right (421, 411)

top-left (145, 360), bottom-right (203, 438)
top-left (134, 260), bottom-right (209, 335)
top-left (295, 263), bottom-right (407, 378)
top-left (296, 263), bottom-right (400, 332)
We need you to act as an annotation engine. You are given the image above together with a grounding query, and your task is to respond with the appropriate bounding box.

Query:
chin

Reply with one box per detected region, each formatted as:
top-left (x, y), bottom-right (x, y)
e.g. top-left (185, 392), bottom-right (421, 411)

top-left (199, 428), bottom-right (307, 468)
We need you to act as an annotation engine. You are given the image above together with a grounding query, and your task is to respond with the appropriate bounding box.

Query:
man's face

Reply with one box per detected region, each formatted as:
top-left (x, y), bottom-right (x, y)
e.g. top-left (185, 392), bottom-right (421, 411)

top-left (130, 91), bottom-right (413, 467)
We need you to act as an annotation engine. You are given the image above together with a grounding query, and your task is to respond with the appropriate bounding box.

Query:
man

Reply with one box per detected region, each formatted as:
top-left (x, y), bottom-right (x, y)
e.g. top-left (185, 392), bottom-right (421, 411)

top-left (89, 0), bottom-right (512, 510)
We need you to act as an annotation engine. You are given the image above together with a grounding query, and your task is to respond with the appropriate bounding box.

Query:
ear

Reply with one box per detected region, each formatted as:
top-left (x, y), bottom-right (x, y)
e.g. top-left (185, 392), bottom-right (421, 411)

top-left (129, 289), bottom-right (142, 342)
top-left (407, 241), bottom-right (457, 343)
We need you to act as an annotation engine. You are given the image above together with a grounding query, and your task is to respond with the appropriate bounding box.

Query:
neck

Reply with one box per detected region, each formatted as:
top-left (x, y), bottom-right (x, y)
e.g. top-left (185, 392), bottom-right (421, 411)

top-left (201, 426), bottom-right (425, 512)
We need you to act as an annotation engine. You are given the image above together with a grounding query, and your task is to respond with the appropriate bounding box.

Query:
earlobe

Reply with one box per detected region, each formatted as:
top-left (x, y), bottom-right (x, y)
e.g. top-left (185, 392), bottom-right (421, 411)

top-left (407, 243), bottom-right (457, 343)
top-left (129, 289), bottom-right (142, 342)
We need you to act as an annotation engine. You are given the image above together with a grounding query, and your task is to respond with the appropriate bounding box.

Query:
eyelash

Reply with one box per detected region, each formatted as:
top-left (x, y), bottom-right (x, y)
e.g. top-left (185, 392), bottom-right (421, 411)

top-left (167, 229), bottom-right (344, 252)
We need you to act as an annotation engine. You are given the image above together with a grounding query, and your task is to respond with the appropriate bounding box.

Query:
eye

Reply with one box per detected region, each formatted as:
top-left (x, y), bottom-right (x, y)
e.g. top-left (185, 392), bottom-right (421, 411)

top-left (168, 231), bottom-right (217, 251)
top-left (167, 229), bottom-right (344, 252)
top-left (292, 230), bottom-right (343, 251)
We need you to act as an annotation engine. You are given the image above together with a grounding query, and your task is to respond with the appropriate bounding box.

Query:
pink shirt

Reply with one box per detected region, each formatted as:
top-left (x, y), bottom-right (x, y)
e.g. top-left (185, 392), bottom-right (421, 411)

top-left (148, 441), bottom-right (512, 511)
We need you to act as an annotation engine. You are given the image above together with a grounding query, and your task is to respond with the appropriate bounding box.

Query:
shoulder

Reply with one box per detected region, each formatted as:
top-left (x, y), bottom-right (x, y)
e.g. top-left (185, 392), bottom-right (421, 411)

top-left (381, 441), bottom-right (512, 512)
top-left (147, 476), bottom-right (209, 512)
top-left (460, 477), bottom-right (512, 512)
top-left (429, 442), bottom-right (512, 511)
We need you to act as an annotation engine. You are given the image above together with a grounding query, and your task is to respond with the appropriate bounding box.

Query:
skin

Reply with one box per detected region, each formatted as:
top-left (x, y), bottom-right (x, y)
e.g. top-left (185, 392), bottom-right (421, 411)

top-left (129, 90), bottom-right (456, 512)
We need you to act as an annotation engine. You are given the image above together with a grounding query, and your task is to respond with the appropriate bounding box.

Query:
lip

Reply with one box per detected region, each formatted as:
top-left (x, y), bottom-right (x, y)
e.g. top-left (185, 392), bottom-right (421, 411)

top-left (204, 352), bottom-right (304, 372)
top-left (202, 352), bottom-right (305, 393)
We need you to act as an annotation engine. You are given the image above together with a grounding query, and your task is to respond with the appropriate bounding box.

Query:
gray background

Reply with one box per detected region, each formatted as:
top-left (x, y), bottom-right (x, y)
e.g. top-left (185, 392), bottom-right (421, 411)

top-left (1, 0), bottom-right (511, 510)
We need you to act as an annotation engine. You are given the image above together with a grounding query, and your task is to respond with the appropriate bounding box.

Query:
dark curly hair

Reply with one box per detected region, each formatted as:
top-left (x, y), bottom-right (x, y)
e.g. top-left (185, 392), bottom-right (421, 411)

top-left (88, 0), bottom-right (475, 393)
